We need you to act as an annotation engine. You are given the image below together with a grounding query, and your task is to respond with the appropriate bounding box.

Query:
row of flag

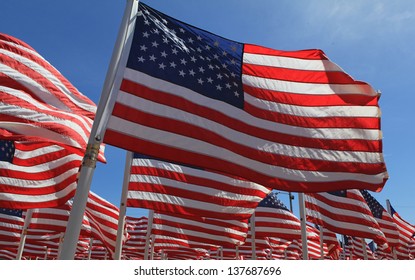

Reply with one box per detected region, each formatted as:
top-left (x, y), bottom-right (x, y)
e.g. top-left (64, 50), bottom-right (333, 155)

top-left (0, 189), bottom-right (413, 260)
top-left (0, 1), bottom-right (411, 260)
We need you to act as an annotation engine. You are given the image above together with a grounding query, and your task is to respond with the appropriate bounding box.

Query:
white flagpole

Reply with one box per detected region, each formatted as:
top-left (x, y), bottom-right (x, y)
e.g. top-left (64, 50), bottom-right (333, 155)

top-left (114, 151), bottom-right (134, 259)
top-left (58, 0), bottom-right (139, 260)
top-left (87, 238), bottom-right (94, 260)
top-left (250, 213), bottom-right (256, 260)
top-left (319, 226), bottom-right (324, 260)
top-left (361, 238), bottom-right (368, 260)
top-left (385, 199), bottom-right (398, 260)
top-left (16, 209), bottom-right (33, 260)
top-left (149, 234), bottom-right (155, 260)
top-left (235, 245), bottom-right (239, 260)
top-left (298, 192), bottom-right (309, 260)
top-left (144, 210), bottom-right (154, 260)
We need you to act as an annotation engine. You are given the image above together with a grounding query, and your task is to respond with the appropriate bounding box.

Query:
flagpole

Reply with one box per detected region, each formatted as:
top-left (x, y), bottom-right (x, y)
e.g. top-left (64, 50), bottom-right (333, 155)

top-left (144, 210), bottom-right (154, 260)
top-left (58, 0), bottom-right (138, 259)
top-left (250, 212), bottom-right (256, 260)
top-left (385, 199), bottom-right (398, 260)
top-left (319, 226), bottom-right (324, 260)
top-left (298, 192), bottom-right (309, 260)
top-left (16, 209), bottom-right (33, 260)
top-left (361, 238), bottom-right (368, 260)
top-left (114, 151), bottom-right (134, 259)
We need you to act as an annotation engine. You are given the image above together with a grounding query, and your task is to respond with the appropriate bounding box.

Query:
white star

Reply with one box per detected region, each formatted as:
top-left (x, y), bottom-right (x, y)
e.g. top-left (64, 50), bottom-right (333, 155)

top-left (149, 55), bottom-right (156, 61)
top-left (216, 85), bottom-right (222, 91)
top-left (170, 61), bottom-right (177, 68)
top-left (172, 49), bottom-right (179, 55)
top-left (189, 69), bottom-right (196, 76)
top-left (152, 41), bottom-right (159, 48)
top-left (180, 58), bottom-right (187, 65)
top-left (159, 63), bottom-right (166, 69)
top-left (207, 77), bottom-right (213, 83)
top-left (199, 67), bottom-right (205, 73)
top-left (179, 70), bottom-right (186, 77)
top-left (143, 31), bottom-right (150, 38)
top-left (197, 78), bottom-right (204, 85)
top-left (161, 51), bottom-right (168, 58)
top-left (140, 45), bottom-right (148, 51)
top-left (190, 56), bottom-right (197, 63)
top-left (217, 73), bottom-right (223, 80)
top-left (188, 38), bottom-right (194, 44)
top-left (137, 56), bottom-right (145, 62)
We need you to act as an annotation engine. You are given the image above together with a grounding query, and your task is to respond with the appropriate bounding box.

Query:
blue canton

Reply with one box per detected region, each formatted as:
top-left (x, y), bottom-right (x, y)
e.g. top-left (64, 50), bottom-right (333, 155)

top-left (360, 190), bottom-right (384, 219)
top-left (258, 192), bottom-right (290, 212)
top-left (0, 140), bottom-right (15, 163)
top-left (127, 2), bottom-right (244, 108)
top-left (0, 208), bottom-right (23, 217)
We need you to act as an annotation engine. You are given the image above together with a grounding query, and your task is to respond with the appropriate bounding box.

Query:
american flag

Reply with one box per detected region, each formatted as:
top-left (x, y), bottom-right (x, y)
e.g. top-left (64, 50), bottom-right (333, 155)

top-left (151, 211), bottom-right (249, 249)
top-left (122, 216), bottom-right (148, 259)
top-left (28, 200), bottom-right (92, 236)
top-left (389, 202), bottom-right (415, 260)
top-left (0, 33), bottom-right (106, 161)
top-left (360, 190), bottom-right (399, 248)
top-left (0, 207), bottom-right (23, 243)
top-left (253, 192), bottom-right (302, 240)
top-left (84, 191), bottom-right (129, 258)
top-left (104, 2), bottom-right (387, 193)
top-left (127, 154), bottom-right (271, 220)
top-left (0, 140), bottom-right (83, 209)
top-left (304, 189), bottom-right (388, 250)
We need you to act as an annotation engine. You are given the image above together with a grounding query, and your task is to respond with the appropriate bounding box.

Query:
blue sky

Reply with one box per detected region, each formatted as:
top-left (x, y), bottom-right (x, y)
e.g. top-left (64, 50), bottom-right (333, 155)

top-left (2, 0), bottom-right (415, 224)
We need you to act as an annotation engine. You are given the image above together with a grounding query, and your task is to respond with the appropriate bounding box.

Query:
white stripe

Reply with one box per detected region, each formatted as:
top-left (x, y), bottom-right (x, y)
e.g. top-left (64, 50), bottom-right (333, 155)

top-left (108, 116), bottom-right (387, 184)
top-left (242, 74), bottom-right (377, 96)
top-left (242, 52), bottom-right (344, 72)
top-left (245, 93), bottom-right (380, 118)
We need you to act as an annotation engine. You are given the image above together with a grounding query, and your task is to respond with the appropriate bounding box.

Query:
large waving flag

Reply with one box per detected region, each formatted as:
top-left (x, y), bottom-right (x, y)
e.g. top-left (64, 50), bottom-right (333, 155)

top-left (102, 2), bottom-right (387, 192)
top-left (127, 154), bottom-right (271, 220)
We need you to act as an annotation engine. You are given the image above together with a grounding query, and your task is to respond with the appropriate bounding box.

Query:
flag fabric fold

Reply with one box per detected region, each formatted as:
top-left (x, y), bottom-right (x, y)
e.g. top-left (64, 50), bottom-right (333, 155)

top-left (304, 190), bottom-right (388, 249)
top-left (127, 154), bottom-right (271, 220)
top-left (0, 33), bottom-right (106, 162)
top-left (103, 1), bottom-right (387, 193)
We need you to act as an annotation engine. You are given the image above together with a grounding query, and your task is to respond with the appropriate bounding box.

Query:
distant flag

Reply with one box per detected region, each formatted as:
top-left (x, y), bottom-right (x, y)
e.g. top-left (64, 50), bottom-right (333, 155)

top-left (304, 190), bottom-right (388, 250)
top-left (389, 202), bottom-right (415, 260)
top-left (0, 33), bottom-right (105, 156)
top-left (99, 1), bottom-right (387, 193)
top-left (0, 207), bottom-right (23, 242)
top-left (253, 192), bottom-right (302, 240)
top-left (151, 212), bottom-right (249, 249)
top-left (0, 140), bottom-right (83, 209)
top-left (127, 154), bottom-right (271, 220)
top-left (85, 191), bottom-right (129, 258)
top-left (122, 216), bottom-right (148, 259)
top-left (360, 190), bottom-right (399, 248)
